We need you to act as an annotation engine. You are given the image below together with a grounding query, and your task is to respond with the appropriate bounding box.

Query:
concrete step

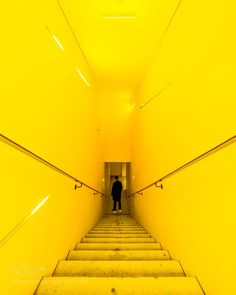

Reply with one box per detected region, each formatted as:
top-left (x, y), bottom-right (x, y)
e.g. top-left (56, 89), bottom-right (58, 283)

top-left (101, 219), bottom-right (137, 222)
top-left (100, 221), bottom-right (138, 223)
top-left (100, 216), bottom-right (134, 219)
top-left (99, 217), bottom-right (136, 219)
top-left (99, 219), bottom-right (137, 221)
top-left (103, 214), bottom-right (132, 217)
top-left (35, 277), bottom-right (204, 295)
top-left (92, 227), bottom-right (145, 231)
top-left (97, 225), bottom-right (139, 227)
top-left (96, 222), bottom-right (140, 226)
top-left (99, 217), bottom-right (136, 220)
top-left (95, 223), bottom-right (141, 225)
top-left (93, 225), bottom-right (143, 230)
top-left (75, 242), bottom-right (162, 250)
top-left (101, 219), bottom-right (136, 221)
top-left (92, 229), bottom-right (144, 232)
top-left (99, 219), bottom-right (137, 224)
top-left (89, 230), bottom-right (148, 234)
top-left (54, 260), bottom-right (185, 277)
top-left (86, 233), bottom-right (151, 238)
top-left (81, 237), bottom-right (156, 243)
top-left (67, 249), bottom-right (170, 260)
top-left (100, 220), bottom-right (137, 222)
top-left (103, 212), bottom-right (134, 218)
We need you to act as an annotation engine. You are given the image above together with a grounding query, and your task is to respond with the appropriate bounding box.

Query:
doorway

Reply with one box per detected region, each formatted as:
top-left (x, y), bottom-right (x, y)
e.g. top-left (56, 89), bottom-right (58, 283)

top-left (104, 162), bottom-right (131, 214)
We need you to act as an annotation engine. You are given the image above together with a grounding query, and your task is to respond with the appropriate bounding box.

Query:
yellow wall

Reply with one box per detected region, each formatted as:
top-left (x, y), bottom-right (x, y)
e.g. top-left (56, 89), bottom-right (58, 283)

top-left (130, 0), bottom-right (236, 294)
top-left (0, 1), bottom-right (105, 294)
top-left (101, 91), bottom-right (131, 162)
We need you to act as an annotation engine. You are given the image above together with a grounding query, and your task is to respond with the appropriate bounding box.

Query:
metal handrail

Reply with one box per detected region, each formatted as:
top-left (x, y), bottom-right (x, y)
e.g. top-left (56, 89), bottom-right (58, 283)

top-left (128, 135), bottom-right (236, 197)
top-left (0, 133), bottom-right (106, 197)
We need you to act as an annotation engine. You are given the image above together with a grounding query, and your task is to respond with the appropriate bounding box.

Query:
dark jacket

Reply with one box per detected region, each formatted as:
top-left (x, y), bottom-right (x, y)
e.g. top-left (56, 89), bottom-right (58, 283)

top-left (111, 180), bottom-right (123, 199)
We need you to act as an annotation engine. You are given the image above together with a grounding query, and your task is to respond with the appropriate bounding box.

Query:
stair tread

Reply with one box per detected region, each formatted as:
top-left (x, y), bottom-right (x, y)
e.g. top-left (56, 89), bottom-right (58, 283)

top-left (86, 233), bottom-right (151, 238)
top-left (76, 242), bottom-right (162, 250)
top-left (89, 230), bottom-right (147, 234)
top-left (82, 237), bottom-right (155, 243)
top-left (35, 277), bottom-right (204, 295)
top-left (68, 249), bottom-right (170, 260)
top-left (98, 221), bottom-right (138, 223)
top-left (95, 227), bottom-right (143, 229)
top-left (93, 228), bottom-right (144, 231)
top-left (95, 224), bottom-right (143, 228)
top-left (99, 221), bottom-right (138, 223)
top-left (33, 215), bottom-right (204, 293)
top-left (92, 228), bottom-right (145, 231)
top-left (95, 223), bottom-right (140, 225)
top-left (54, 260), bottom-right (185, 277)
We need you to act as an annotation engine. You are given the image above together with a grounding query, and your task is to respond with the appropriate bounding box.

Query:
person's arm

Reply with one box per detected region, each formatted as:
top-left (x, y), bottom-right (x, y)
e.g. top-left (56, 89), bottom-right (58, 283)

top-left (111, 183), bottom-right (114, 196)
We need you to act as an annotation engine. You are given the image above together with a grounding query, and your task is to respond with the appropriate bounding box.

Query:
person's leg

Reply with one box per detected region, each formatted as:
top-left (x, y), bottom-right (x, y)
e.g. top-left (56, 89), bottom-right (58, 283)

top-left (118, 198), bottom-right (121, 210)
top-left (113, 198), bottom-right (117, 211)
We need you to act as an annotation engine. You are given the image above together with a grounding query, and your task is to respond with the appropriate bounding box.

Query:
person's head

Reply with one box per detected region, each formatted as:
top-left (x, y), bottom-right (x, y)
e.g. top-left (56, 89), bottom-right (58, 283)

top-left (115, 176), bottom-right (119, 180)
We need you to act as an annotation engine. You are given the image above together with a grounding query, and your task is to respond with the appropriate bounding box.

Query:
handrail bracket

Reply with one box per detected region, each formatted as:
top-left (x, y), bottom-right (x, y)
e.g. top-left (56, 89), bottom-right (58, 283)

top-left (155, 182), bottom-right (163, 189)
top-left (74, 181), bottom-right (83, 190)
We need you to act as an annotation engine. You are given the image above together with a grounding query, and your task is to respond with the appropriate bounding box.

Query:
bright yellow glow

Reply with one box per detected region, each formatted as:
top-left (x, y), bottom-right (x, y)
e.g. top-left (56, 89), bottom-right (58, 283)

top-left (31, 195), bottom-right (50, 216)
top-left (130, 103), bottom-right (136, 109)
top-left (129, 1), bottom-right (236, 295)
top-left (102, 15), bottom-right (136, 19)
top-left (76, 68), bottom-right (90, 87)
top-left (0, 2), bottom-right (105, 294)
top-left (52, 34), bottom-right (65, 51)
top-left (59, 0), bottom-right (179, 90)
top-left (1, 0), bottom-right (235, 294)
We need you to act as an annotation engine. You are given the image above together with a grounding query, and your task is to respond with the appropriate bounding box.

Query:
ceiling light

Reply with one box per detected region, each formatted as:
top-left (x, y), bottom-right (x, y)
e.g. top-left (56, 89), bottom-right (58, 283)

top-left (45, 26), bottom-right (65, 52)
top-left (102, 14), bottom-right (136, 19)
top-left (76, 69), bottom-right (90, 87)
top-left (31, 195), bottom-right (50, 215)
top-left (52, 34), bottom-right (65, 51)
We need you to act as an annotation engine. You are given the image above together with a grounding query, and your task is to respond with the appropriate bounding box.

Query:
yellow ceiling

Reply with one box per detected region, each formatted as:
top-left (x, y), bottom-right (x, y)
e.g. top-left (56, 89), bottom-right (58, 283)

top-left (59, 0), bottom-right (180, 94)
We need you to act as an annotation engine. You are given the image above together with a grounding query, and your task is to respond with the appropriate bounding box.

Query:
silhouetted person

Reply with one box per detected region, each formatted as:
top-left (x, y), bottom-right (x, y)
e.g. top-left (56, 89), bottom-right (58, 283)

top-left (111, 176), bottom-right (123, 213)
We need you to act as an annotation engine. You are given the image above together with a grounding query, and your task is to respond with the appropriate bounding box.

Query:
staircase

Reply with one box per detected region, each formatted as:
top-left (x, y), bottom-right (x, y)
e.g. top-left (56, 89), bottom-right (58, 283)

top-left (35, 214), bottom-right (204, 294)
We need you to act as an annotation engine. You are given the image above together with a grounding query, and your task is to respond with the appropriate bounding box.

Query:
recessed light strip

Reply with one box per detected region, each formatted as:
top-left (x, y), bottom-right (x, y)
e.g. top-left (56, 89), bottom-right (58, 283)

top-left (52, 34), bottom-right (65, 52)
top-left (76, 69), bottom-right (90, 87)
top-left (45, 25), bottom-right (64, 52)
top-left (31, 195), bottom-right (50, 215)
top-left (56, 0), bottom-right (93, 72)
top-left (0, 195), bottom-right (50, 248)
top-left (102, 15), bottom-right (136, 19)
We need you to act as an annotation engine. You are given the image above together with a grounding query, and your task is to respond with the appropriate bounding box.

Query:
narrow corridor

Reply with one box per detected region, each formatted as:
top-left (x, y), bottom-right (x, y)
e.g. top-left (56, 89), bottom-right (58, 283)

top-left (0, 1), bottom-right (235, 294)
